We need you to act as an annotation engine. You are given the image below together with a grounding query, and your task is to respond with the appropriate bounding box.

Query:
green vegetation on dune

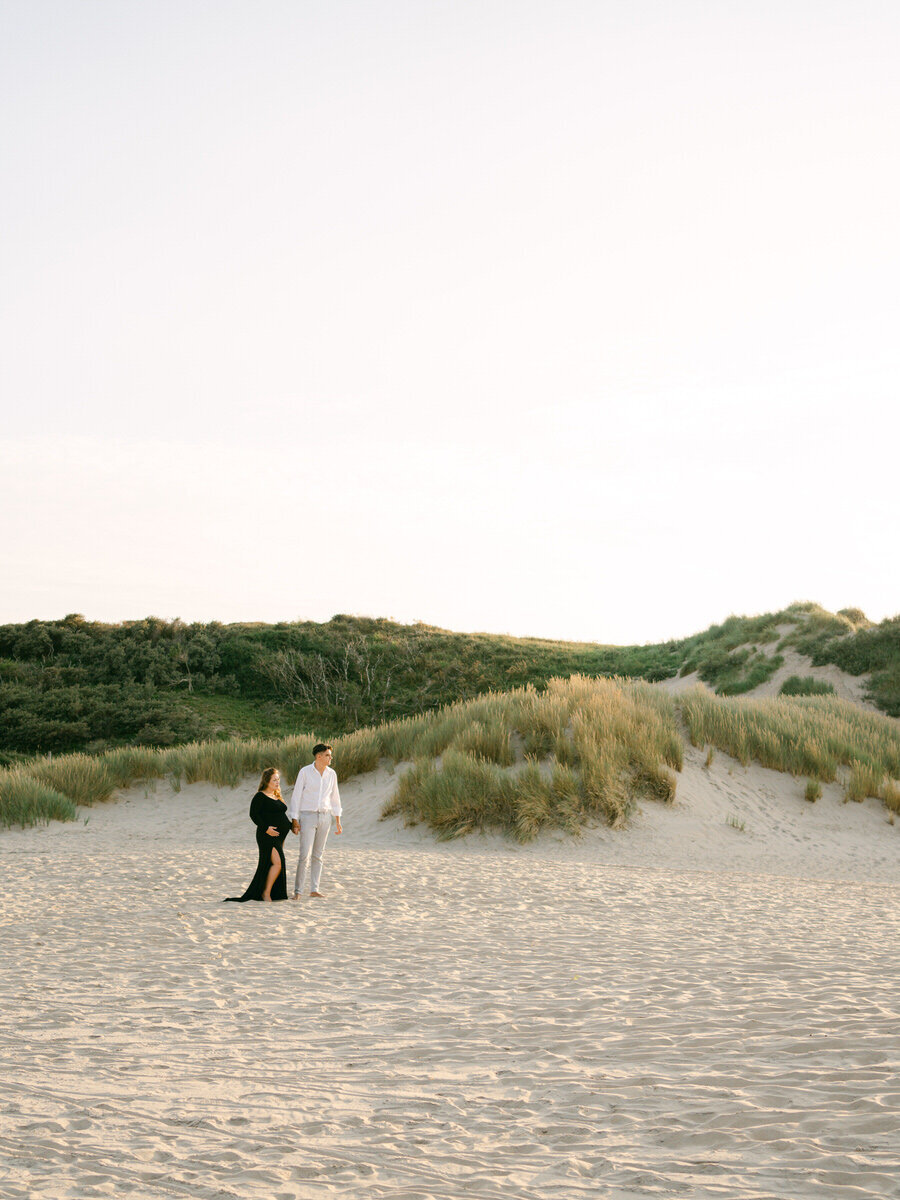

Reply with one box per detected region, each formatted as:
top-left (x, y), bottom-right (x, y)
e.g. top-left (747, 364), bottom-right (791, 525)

top-left (785, 614), bottom-right (900, 716)
top-left (0, 613), bottom-right (682, 756)
top-left (780, 605), bottom-right (873, 656)
top-left (0, 770), bottom-right (77, 827)
top-left (677, 608), bottom-right (796, 693)
top-left (0, 604), bottom-right (897, 767)
top-left (180, 694), bottom-right (303, 740)
top-left (676, 603), bottom-right (900, 712)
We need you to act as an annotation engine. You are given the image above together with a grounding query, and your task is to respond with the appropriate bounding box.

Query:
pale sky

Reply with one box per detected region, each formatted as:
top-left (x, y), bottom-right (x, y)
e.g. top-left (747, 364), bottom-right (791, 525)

top-left (2, 1), bottom-right (898, 645)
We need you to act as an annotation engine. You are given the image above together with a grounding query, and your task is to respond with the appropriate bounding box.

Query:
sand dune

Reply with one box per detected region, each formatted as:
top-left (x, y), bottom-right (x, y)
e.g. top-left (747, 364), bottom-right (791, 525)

top-left (1, 756), bottom-right (899, 1199)
top-left (656, 623), bottom-right (878, 710)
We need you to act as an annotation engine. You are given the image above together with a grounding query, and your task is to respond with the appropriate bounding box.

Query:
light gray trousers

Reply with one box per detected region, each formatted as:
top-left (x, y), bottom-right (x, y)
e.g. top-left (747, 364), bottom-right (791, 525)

top-left (293, 812), bottom-right (331, 895)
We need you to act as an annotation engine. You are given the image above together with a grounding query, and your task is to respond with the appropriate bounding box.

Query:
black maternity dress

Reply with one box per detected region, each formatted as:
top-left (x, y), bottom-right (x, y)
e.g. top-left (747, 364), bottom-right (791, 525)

top-left (224, 791), bottom-right (292, 902)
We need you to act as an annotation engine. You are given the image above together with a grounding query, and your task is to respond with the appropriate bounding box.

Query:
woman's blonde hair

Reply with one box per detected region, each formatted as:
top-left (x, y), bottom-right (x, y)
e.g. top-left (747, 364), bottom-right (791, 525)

top-left (258, 766), bottom-right (283, 801)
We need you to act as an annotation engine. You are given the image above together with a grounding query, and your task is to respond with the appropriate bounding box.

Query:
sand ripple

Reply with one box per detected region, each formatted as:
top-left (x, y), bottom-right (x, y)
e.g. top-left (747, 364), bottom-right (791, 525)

top-left (2, 830), bottom-right (899, 1199)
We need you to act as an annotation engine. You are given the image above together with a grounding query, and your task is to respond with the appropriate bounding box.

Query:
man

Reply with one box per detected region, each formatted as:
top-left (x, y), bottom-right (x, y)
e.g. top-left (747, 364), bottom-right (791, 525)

top-left (288, 743), bottom-right (343, 899)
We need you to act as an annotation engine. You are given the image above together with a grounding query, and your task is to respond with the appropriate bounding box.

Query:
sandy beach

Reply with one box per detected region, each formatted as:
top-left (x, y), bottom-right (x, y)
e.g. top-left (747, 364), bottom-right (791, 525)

top-left (2, 753), bottom-right (899, 1200)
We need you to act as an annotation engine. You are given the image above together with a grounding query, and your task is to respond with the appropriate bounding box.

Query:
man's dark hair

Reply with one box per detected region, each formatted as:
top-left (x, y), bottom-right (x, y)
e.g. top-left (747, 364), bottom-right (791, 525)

top-left (313, 743), bottom-right (332, 757)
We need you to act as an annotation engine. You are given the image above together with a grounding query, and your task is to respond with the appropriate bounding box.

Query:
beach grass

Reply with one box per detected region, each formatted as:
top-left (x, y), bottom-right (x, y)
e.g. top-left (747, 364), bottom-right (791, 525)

top-left (3, 675), bottom-right (899, 832)
top-left (0, 769), bottom-right (77, 828)
top-left (26, 754), bottom-right (117, 807)
top-left (382, 676), bottom-right (682, 838)
top-left (681, 686), bottom-right (900, 809)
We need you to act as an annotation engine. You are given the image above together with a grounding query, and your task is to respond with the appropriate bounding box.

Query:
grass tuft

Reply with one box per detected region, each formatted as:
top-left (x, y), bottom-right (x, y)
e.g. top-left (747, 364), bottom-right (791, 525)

top-left (380, 676), bottom-right (682, 837)
top-left (882, 779), bottom-right (900, 815)
top-left (780, 675), bottom-right (836, 697)
top-left (0, 770), bottom-right (77, 827)
top-left (27, 755), bottom-right (116, 807)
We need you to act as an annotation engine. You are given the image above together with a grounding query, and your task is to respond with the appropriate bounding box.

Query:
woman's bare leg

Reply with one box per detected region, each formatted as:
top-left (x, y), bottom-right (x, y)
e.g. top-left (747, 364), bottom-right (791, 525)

top-left (261, 847), bottom-right (281, 901)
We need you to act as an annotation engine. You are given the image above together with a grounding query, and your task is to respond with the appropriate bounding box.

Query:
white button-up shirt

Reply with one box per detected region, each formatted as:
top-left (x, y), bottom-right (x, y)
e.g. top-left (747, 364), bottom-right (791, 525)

top-left (287, 763), bottom-right (342, 820)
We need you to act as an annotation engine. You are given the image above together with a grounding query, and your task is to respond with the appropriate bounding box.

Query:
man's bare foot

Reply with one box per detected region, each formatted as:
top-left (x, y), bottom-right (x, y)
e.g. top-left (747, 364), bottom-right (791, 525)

top-left (310, 891), bottom-right (324, 898)
top-left (291, 893), bottom-right (300, 901)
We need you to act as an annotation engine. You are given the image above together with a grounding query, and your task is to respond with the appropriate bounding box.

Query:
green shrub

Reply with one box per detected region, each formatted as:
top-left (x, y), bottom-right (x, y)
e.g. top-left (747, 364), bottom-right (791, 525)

top-left (867, 665), bottom-right (900, 718)
top-left (780, 675), bottom-right (836, 697)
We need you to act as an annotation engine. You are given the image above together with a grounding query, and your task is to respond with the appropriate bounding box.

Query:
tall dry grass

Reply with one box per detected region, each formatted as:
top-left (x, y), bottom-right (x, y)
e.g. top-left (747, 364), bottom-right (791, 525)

top-left (0, 770), bottom-right (77, 828)
top-left (382, 676), bottom-right (682, 838)
top-left (681, 686), bottom-right (900, 811)
top-left (27, 754), bottom-right (117, 807)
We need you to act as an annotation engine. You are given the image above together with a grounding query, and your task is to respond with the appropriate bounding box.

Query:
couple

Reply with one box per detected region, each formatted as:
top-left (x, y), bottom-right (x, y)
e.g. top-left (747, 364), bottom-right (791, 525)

top-left (225, 743), bottom-right (343, 903)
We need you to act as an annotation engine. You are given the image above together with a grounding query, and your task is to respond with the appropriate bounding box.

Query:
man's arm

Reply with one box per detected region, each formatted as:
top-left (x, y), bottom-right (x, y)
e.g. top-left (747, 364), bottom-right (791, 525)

top-left (331, 770), bottom-right (343, 835)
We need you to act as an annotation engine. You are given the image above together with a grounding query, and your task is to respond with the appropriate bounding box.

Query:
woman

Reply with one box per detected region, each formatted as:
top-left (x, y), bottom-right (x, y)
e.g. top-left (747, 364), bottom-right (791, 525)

top-left (225, 767), bottom-right (292, 902)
